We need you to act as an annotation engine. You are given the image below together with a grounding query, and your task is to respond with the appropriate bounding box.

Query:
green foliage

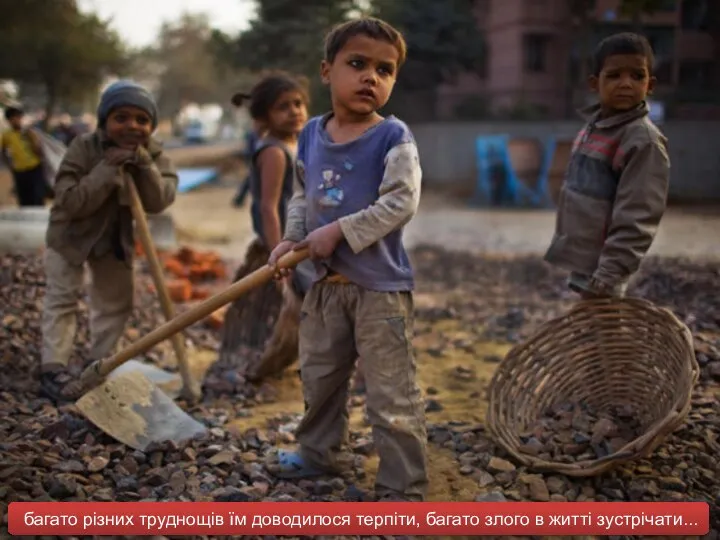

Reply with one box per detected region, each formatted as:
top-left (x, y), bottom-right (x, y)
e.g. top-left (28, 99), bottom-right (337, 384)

top-left (372, 0), bottom-right (486, 90)
top-left (220, 0), bottom-right (362, 113)
top-left (123, 14), bottom-right (256, 118)
top-left (0, 0), bottom-right (126, 119)
top-left (235, 0), bottom-right (360, 74)
top-left (216, 0), bottom-right (488, 114)
top-left (149, 14), bottom-right (222, 116)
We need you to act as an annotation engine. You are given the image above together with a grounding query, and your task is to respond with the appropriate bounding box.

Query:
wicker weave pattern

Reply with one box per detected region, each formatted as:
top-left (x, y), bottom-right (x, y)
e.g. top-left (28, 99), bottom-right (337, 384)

top-left (486, 297), bottom-right (699, 477)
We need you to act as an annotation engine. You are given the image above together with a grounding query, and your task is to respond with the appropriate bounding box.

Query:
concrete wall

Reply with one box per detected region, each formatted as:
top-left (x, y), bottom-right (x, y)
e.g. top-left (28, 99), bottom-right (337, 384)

top-left (410, 121), bottom-right (720, 202)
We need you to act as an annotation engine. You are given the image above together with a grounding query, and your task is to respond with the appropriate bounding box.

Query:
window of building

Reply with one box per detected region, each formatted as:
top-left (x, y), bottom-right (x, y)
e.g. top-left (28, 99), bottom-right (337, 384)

top-left (644, 27), bottom-right (675, 84)
top-left (645, 27), bottom-right (676, 58)
top-left (523, 34), bottom-right (550, 73)
top-left (679, 61), bottom-right (714, 87)
top-left (681, 0), bottom-right (709, 30)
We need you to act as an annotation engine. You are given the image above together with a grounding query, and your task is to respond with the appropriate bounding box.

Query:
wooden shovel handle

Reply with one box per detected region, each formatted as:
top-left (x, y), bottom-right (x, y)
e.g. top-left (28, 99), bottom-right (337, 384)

top-left (81, 247), bottom-right (310, 380)
top-left (125, 178), bottom-right (199, 399)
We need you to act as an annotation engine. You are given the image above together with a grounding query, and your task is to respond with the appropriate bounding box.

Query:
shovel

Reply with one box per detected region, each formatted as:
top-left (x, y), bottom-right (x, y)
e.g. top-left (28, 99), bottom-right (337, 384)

top-left (125, 177), bottom-right (201, 403)
top-left (63, 247), bottom-right (309, 451)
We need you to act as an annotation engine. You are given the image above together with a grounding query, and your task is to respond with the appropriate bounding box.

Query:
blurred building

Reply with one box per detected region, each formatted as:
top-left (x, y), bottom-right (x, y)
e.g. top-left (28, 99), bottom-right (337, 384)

top-left (437, 0), bottom-right (719, 120)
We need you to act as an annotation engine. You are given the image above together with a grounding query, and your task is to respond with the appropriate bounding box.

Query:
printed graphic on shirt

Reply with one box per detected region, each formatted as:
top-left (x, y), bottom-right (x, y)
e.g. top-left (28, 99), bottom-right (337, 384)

top-left (317, 167), bottom-right (344, 207)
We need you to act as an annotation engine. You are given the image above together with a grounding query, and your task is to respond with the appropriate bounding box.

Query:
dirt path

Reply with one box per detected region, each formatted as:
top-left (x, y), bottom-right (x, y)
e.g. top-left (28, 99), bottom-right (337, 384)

top-left (5, 169), bottom-right (709, 505)
top-left (218, 319), bottom-right (512, 502)
top-left (166, 181), bottom-right (720, 503)
top-left (175, 295), bottom-right (509, 502)
top-left (170, 182), bottom-right (720, 261)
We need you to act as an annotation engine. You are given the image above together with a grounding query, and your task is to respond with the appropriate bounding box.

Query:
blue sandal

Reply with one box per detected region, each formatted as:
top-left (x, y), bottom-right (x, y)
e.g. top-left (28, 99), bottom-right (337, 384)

top-left (272, 449), bottom-right (326, 479)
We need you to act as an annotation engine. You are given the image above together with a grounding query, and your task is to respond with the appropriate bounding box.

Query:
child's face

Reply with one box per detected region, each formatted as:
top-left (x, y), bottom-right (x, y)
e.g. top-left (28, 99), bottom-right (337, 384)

top-left (105, 106), bottom-right (153, 149)
top-left (321, 35), bottom-right (399, 116)
top-left (266, 90), bottom-right (307, 137)
top-left (590, 54), bottom-right (655, 114)
top-left (8, 114), bottom-right (23, 130)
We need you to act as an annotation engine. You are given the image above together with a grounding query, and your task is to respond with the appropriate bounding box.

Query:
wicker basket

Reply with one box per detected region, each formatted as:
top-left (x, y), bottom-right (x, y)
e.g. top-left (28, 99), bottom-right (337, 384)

top-left (486, 297), bottom-right (699, 477)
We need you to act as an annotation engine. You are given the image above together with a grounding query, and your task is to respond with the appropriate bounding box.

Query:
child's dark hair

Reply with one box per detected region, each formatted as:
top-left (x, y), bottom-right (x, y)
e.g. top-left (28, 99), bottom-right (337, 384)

top-left (231, 72), bottom-right (309, 121)
top-left (4, 106), bottom-right (23, 121)
top-left (591, 32), bottom-right (655, 75)
top-left (324, 17), bottom-right (407, 68)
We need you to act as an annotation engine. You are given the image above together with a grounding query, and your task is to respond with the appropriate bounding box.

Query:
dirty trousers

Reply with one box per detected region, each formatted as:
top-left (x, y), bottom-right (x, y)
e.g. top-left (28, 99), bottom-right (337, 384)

top-left (295, 282), bottom-right (428, 500)
top-left (41, 248), bottom-right (134, 371)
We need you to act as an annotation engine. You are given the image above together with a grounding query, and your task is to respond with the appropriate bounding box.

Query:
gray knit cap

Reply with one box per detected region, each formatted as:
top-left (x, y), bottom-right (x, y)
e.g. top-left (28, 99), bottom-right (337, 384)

top-left (97, 80), bottom-right (158, 129)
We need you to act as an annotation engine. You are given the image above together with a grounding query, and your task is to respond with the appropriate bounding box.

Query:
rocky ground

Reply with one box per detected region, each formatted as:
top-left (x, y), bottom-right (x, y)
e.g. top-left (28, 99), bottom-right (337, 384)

top-left (1, 246), bottom-right (719, 540)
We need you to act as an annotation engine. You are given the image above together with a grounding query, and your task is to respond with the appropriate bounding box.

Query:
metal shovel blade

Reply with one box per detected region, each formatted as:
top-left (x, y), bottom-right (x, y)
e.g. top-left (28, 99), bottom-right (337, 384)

top-left (75, 370), bottom-right (207, 451)
top-left (108, 359), bottom-right (182, 400)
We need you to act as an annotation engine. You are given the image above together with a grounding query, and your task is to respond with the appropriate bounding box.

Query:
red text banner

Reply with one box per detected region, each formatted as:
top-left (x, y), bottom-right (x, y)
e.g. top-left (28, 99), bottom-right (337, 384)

top-left (9, 501), bottom-right (709, 537)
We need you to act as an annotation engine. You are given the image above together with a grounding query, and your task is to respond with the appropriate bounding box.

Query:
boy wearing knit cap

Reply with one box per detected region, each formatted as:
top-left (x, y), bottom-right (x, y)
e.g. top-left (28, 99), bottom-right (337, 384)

top-left (40, 80), bottom-right (178, 401)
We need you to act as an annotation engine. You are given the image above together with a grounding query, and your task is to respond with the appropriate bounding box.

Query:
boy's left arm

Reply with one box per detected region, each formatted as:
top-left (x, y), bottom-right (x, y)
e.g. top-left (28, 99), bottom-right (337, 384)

top-left (338, 142), bottom-right (422, 253)
top-left (130, 147), bottom-right (178, 214)
top-left (591, 133), bottom-right (670, 291)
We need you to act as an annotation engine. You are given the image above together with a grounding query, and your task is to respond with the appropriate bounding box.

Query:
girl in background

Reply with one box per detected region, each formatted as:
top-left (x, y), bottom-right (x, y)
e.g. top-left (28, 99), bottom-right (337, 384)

top-left (211, 72), bottom-right (312, 387)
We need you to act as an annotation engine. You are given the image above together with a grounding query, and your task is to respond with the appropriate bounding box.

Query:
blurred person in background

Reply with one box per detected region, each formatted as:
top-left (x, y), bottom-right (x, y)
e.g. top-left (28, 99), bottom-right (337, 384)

top-left (1, 106), bottom-right (46, 206)
top-left (214, 72), bottom-right (312, 384)
top-left (51, 113), bottom-right (79, 146)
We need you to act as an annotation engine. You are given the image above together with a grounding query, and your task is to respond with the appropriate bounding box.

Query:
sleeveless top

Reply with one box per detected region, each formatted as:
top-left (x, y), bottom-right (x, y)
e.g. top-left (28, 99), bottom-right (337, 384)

top-left (249, 137), bottom-right (295, 247)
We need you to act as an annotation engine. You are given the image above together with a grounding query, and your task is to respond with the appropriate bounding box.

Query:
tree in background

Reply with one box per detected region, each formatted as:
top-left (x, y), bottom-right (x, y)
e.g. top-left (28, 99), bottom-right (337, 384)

top-left (216, 0), bottom-right (364, 113)
top-left (373, 0), bottom-right (484, 90)
top-left (0, 0), bottom-right (126, 127)
top-left (371, 0), bottom-right (485, 120)
top-left (212, 0), bottom-right (484, 118)
top-left (142, 14), bottom-right (224, 118)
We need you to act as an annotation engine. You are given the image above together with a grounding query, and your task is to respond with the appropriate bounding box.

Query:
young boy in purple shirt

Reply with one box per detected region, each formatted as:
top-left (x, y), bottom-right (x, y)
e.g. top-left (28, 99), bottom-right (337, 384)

top-left (268, 18), bottom-right (427, 501)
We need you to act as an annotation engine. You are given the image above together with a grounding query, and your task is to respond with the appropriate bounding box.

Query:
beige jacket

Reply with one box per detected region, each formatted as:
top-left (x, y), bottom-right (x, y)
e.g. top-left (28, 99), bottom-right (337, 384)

top-left (46, 131), bottom-right (178, 267)
top-left (544, 102), bottom-right (670, 290)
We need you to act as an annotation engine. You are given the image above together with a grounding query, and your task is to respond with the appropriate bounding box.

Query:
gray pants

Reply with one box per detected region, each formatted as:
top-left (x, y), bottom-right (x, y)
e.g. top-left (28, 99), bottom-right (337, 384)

top-left (295, 281), bottom-right (428, 500)
top-left (41, 248), bottom-right (134, 372)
